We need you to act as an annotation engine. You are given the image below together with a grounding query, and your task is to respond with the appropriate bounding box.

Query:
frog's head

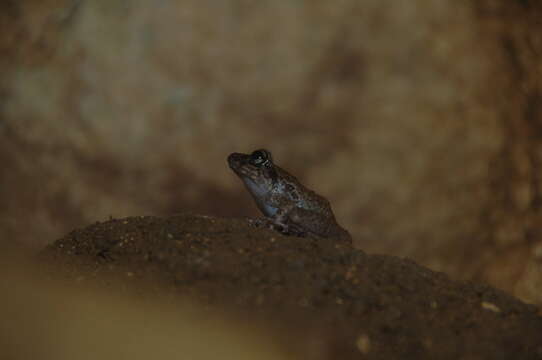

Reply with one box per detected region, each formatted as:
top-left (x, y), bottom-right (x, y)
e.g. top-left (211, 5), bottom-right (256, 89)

top-left (228, 149), bottom-right (278, 194)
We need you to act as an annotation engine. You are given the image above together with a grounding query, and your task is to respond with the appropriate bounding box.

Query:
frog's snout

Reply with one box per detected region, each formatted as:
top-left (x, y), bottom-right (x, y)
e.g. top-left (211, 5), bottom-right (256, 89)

top-left (228, 152), bottom-right (249, 172)
top-left (227, 153), bottom-right (241, 168)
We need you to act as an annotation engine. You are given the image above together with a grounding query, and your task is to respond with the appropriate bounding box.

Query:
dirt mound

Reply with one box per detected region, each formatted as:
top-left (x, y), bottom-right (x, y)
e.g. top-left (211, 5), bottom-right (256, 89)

top-left (42, 214), bottom-right (542, 359)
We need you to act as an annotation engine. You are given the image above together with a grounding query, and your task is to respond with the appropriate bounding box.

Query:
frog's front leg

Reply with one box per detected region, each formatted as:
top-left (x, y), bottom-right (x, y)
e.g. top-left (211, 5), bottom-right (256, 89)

top-left (270, 204), bottom-right (311, 236)
top-left (246, 193), bottom-right (286, 229)
top-left (270, 205), bottom-right (293, 232)
top-left (248, 203), bottom-right (298, 235)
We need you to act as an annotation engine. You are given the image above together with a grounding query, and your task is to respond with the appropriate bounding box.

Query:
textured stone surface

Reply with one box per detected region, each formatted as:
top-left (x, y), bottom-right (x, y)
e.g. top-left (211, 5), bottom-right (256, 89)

top-left (40, 215), bottom-right (542, 360)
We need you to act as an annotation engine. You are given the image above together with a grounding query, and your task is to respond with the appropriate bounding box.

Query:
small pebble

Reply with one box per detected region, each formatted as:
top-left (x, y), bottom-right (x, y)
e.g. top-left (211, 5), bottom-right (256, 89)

top-left (481, 301), bottom-right (501, 313)
top-left (356, 334), bottom-right (371, 354)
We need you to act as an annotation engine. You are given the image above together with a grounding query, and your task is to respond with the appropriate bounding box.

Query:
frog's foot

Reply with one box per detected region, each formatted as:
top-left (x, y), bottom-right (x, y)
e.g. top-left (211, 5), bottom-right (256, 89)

top-left (280, 224), bottom-right (308, 238)
top-left (246, 217), bottom-right (308, 238)
top-left (246, 217), bottom-right (290, 235)
top-left (270, 217), bottom-right (308, 238)
top-left (246, 217), bottom-right (275, 229)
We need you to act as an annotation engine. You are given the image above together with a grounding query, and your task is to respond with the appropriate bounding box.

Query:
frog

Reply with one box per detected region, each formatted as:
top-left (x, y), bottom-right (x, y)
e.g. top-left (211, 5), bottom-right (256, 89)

top-left (227, 149), bottom-right (352, 243)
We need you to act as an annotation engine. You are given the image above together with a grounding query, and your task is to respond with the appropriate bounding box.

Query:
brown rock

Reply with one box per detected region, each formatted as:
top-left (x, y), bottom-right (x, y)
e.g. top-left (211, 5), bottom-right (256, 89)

top-left (41, 214), bottom-right (542, 360)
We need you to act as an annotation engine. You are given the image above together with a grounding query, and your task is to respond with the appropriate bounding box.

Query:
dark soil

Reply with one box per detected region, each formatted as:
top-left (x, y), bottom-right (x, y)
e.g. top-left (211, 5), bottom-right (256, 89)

top-left (42, 214), bottom-right (542, 359)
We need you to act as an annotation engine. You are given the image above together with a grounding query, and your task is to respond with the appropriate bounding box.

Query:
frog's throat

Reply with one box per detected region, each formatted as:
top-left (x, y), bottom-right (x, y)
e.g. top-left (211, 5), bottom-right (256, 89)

top-left (242, 177), bottom-right (269, 199)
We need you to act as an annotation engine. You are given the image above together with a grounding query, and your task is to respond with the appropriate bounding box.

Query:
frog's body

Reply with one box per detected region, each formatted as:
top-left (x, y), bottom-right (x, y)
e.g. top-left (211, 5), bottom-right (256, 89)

top-left (228, 149), bottom-right (351, 243)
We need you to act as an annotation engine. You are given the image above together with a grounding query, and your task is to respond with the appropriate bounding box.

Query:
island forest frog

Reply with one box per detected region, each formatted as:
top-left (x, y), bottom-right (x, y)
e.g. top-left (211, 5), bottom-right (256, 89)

top-left (228, 149), bottom-right (351, 243)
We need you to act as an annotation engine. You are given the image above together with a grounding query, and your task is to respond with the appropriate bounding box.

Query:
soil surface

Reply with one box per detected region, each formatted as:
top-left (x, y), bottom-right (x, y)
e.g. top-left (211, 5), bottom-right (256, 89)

top-left (42, 214), bottom-right (542, 359)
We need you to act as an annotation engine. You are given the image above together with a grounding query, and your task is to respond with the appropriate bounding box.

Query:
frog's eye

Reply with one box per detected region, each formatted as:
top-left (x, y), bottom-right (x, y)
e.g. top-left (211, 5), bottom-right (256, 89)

top-left (250, 149), bottom-right (271, 167)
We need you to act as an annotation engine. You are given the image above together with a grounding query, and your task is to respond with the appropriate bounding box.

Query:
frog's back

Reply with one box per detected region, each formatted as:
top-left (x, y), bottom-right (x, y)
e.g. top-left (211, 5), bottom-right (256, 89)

top-left (274, 166), bottom-right (333, 214)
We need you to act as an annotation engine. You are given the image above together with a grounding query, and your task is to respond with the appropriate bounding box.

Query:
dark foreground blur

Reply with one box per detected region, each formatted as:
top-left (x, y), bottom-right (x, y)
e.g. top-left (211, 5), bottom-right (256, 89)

top-left (1, 249), bottom-right (291, 360)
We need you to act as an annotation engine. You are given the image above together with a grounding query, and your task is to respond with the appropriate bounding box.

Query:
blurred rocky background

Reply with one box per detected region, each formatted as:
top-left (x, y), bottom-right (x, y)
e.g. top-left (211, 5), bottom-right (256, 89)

top-left (1, 0), bottom-right (542, 305)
